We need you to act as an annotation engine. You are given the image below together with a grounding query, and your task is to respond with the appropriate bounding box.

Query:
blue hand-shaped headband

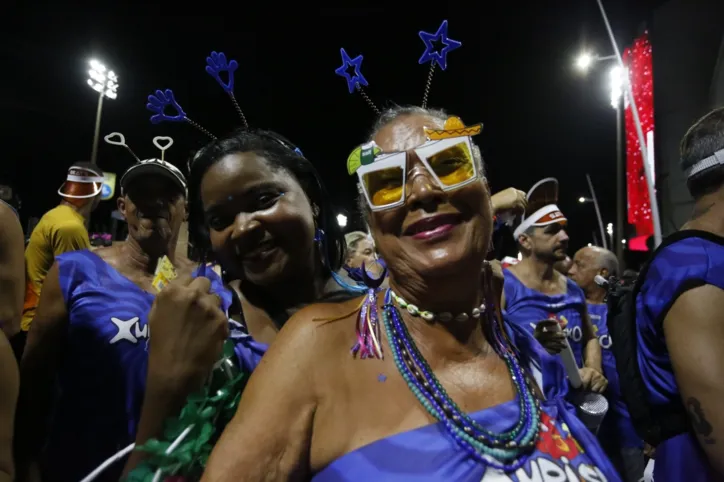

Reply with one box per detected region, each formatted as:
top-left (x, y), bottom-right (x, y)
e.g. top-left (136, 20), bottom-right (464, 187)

top-left (205, 51), bottom-right (248, 128)
top-left (205, 51), bottom-right (238, 93)
top-left (147, 89), bottom-right (187, 124)
top-left (146, 51), bottom-right (306, 160)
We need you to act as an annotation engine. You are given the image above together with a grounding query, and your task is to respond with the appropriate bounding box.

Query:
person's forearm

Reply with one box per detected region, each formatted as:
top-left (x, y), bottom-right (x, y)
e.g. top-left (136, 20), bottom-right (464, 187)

top-left (121, 381), bottom-right (194, 476)
top-left (583, 338), bottom-right (602, 372)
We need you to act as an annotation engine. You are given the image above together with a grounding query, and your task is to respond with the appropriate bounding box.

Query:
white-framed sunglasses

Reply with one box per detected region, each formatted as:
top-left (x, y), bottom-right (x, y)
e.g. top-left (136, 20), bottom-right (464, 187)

top-left (356, 136), bottom-right (479, 211)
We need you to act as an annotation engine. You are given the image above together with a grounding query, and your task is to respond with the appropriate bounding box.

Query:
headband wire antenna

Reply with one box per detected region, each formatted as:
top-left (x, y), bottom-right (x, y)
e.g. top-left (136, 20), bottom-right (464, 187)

top-left (335, 48), bottom-right (380, 115)
top-left (418, 20), bottom-right (462, 109)
top-left (152, 136), bottom-right (174, 162)
top-left (146, 88), bottom-right (217, 140)
top-left (205, 51), bottom-right (249, 128)
top-left (103, 132), bottom-right (141, 163)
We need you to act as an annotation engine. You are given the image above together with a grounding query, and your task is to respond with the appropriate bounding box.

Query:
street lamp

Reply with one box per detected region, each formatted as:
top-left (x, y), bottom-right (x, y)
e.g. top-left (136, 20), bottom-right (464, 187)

top-left (574, 51), bottom-right (616, 73)
top-left (574, 52), bottom-right (626, 263)
top-left (336, 214), bottom-right (348, 228)
top-left (577, 174), bottom-right (607, 250)
top-left (87, 59), bottom-right (118, 164)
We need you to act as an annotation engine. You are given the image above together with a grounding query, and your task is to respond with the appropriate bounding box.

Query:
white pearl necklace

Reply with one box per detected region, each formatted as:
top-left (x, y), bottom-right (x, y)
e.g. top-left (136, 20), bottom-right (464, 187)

top-left (389, 290), bottom-right (486, 323)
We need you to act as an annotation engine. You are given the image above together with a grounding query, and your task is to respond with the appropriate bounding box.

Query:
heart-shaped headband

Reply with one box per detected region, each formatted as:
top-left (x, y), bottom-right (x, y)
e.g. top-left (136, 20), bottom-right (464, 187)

top-left (104, 132), bottom-right (175, 163)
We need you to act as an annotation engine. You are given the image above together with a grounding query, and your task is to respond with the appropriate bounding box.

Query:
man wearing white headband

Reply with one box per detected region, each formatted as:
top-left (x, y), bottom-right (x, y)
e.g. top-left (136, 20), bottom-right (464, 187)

top-left (502, 178), bottom-right (606, 394)
top-left (19, 163), bottom-right (104, 348)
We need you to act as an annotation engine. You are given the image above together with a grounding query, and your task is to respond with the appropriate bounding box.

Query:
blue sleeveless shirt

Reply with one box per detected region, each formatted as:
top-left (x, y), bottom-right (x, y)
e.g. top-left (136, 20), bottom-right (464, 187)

top-left (636, 231), bottom-right (724, 481)
top-left (41, 250), bottom-right (267, 482)
top-left (313, 322), bottom-right (620, 481)
top-left (504, 269), bottom-right (588, 367)
top-left (587, 303), bottom-right (642, 450)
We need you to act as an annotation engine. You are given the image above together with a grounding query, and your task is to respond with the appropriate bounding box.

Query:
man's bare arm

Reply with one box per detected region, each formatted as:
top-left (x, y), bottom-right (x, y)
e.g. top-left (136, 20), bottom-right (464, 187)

top-left (665, 285), bottom-right (724, 476)
top-left (14, 263), bottom-right (69, 480)
top-left (580, 310), bottom-right (602, 372)
top-left (0, 333), bottom-right (18, 482)
top-left (0, 203), bottom-right (25, 337)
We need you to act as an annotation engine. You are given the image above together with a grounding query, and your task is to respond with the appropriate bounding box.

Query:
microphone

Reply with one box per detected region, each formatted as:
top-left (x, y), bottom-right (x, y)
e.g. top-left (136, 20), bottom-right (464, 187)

top-left (546, 321), bottom-right (609, 433)
top-left (594, 274), bottom-right (609, 287)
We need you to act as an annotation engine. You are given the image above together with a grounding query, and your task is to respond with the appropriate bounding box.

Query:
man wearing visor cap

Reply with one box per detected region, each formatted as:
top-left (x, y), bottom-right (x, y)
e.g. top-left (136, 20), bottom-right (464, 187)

top-left (502, 178), bottom-right (606, 394)
top-left (20, 163), bottom-right (104, 349)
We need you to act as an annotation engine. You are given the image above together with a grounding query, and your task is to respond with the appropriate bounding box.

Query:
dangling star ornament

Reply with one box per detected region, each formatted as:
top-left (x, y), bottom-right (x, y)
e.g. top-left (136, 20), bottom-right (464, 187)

top-left (335, 48), bottom-right (369, 94)
top-left (418, 20), bottom-right (462, 70)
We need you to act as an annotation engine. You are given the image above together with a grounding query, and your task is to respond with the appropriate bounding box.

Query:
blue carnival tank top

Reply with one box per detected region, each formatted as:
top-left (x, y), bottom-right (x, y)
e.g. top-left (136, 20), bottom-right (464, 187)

top-left (313, 322), bottom-right (620, 481)
top-left (636, 230), bottom-right (724, 481)
top-left (587, 303), bottom-right (642, 450)
top-left (504, 269), bottom-right (588, 367)
top-left (41, 249), bottom-right (266, 482)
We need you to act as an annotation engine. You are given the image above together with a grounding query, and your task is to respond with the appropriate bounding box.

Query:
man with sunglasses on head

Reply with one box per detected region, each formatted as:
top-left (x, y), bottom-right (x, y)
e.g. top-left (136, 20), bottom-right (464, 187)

top-left (502, 179), bottom-right (606, 394)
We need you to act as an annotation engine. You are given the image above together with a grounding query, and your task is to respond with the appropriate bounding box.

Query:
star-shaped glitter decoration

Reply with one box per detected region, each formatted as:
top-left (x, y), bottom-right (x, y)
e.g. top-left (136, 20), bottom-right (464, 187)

top-left (418, 20), bottom-right (462, 70)
top-left (335, 48), bottom-right (369, 94)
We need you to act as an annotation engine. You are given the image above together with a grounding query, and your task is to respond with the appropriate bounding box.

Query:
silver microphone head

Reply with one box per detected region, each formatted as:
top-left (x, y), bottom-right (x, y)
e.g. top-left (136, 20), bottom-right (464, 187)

top-left (569, 391), bottom-right (609, 434)
top-left (594, 275), bottom-right (609, 287)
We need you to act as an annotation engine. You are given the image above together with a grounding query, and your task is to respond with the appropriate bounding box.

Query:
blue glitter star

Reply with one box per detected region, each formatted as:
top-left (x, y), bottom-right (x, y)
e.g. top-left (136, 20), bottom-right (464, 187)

top-left (418, 20), bottom-right (462, 71)
top-left (377, 374), bottom-right (387, 383)
top-left (335, 48), bottom-right (369, 94)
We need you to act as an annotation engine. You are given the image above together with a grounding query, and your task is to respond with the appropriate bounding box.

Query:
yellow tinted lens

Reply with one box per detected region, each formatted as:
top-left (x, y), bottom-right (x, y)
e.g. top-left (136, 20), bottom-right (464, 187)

top-left (427, 141), bottom-right (475, 187)
top-left (363, 167), bottom-right (404, 207)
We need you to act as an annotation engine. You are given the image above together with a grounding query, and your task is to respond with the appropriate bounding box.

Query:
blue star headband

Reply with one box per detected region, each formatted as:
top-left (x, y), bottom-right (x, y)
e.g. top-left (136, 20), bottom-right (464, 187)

top-left (146, 51), bottom-right (249, 140)
top-left (335, 19), bottom-right (462, 111)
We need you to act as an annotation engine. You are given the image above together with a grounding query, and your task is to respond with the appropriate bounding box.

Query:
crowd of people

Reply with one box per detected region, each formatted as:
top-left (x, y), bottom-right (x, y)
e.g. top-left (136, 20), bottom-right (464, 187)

top-left (1, 44), bottom-right (724, 482)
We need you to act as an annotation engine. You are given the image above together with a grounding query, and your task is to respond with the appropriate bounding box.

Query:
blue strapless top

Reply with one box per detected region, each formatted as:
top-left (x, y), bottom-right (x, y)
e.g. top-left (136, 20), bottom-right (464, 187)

top-left (504, 269), bottom-right (588, 366)
top-left (313, 321), bottom-right (620, 481)
top-left (636, 231), bottom-right (724, 481)
top-left (587, 303), bottom-right (642, 449)
top-left (42, 250), bottom-right (268, 482)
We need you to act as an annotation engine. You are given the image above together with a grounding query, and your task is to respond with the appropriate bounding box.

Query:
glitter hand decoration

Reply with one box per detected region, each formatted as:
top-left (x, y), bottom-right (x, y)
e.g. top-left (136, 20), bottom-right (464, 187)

top-left (205, 51), bottom-right (248, 128)
top-left (418, 20), bottom-right (462, 70)
top-left (205, 51), bottom-right (238, 93)
top-left (146, 89), bottom-right (216, 139)
top-left (147, 89), bottom-right (187, 124)
top-left (335, 48), bottom-right (379, 114)
top-left (417, 20), bottom-right (461, 108)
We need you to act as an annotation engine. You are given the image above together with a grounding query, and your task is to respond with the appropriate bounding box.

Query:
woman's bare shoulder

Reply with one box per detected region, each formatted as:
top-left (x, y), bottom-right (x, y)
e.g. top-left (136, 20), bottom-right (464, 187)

top-left (271, 296), bottom-right (366, 357)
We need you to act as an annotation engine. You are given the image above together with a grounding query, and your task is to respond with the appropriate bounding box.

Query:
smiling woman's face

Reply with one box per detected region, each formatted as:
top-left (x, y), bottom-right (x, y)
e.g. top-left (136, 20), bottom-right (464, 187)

top-left (368, 113), bottom-right (493, 280)
top-left (200, 152), bottom-right (316, 286)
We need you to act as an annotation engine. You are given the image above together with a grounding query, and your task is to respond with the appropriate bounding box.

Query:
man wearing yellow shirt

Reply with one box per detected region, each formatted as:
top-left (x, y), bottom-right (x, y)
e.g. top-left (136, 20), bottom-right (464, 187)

top-left (19, 163), bottom-right (103, 350)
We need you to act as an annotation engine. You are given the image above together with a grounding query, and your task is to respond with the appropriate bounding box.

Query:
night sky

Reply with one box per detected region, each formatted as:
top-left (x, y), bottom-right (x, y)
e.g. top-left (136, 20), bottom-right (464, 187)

top-left (4, 2), bottom-right (664, 258)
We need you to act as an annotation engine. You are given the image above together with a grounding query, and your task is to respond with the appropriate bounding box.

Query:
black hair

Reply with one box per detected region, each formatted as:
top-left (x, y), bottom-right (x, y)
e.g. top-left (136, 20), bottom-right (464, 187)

top-left (187, 128), bottom-right (344, 274)
top-left (680, 107), bottom-right (724, 199)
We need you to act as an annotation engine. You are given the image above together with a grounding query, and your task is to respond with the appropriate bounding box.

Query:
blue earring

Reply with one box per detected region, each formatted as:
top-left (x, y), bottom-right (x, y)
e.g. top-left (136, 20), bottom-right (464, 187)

top-left (316, 228), bottom-right (367, 294)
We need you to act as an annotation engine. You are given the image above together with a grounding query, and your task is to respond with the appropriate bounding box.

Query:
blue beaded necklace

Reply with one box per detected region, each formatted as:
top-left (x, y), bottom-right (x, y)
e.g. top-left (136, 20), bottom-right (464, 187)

top-left (382, 289), bottom-right (541, 471)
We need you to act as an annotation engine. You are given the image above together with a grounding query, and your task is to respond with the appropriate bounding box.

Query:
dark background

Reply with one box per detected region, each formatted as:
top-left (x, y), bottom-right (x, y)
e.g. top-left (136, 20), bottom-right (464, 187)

top-left (2, 2), bottom-right (665, 260)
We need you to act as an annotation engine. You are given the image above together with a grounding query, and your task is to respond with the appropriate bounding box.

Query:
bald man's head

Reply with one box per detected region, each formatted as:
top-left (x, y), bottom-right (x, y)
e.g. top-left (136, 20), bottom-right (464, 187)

top-left (568, 246), bottom-right (619, 297)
